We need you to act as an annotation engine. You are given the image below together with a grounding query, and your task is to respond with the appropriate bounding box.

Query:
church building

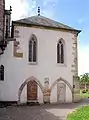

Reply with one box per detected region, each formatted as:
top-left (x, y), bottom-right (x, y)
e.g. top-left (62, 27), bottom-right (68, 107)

top-left (0, 1), bottom-right (81, 104)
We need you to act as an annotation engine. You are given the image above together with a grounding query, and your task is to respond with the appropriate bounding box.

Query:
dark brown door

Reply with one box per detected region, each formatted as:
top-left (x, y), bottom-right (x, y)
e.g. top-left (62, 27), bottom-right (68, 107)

top-left (27, 80), bottom-right (37, 100)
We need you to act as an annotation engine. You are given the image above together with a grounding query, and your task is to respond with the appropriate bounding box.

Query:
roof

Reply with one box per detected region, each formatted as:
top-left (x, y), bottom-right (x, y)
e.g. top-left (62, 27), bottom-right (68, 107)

top-left (14, 15), bottom-right (81, 33)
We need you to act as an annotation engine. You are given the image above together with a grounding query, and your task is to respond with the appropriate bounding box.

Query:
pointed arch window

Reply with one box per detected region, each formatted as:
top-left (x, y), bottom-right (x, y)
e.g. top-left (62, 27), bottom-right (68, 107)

top-left (0, 65), bottom-right (4, 81)
top-left (57, 38), bottom-right (64, 64)
top-left (29, 34), bottom-right (37, 62)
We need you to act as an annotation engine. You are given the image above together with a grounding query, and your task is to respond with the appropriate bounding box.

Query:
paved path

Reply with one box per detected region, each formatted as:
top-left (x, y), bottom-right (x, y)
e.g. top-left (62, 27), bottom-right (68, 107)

top-left (0, 99), bottom-right (89, 120)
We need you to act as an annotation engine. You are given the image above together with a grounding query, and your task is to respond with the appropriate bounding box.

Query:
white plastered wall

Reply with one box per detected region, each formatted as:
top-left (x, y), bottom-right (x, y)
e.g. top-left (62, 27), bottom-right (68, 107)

top-left (0, 26), bottom-right (75, 103)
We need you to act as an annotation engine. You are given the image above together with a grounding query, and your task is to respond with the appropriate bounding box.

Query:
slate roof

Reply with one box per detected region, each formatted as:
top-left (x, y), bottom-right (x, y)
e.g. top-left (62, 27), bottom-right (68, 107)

top-left (14, 15), bottom-right (81, 33)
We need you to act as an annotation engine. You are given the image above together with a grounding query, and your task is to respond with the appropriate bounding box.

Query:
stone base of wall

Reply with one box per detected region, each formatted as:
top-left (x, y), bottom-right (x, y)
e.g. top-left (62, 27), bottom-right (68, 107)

top-left (27, 101), bottom-right (39, 106)
top-left (0, 101), bottom-right (17, 107)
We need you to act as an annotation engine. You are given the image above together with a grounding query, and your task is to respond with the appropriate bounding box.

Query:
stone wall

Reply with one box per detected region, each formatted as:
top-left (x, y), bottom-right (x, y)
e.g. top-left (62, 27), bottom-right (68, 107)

top-left (73, 76), bottom-right (80, 102)
top-left (0, 25), bottom-right (74, 102)
top-left (71, 33), bottom-right (78, 76)
top-left (80, 84), bottom-right (89, 90)
top-left (0, 0), bottom-right (4, 41)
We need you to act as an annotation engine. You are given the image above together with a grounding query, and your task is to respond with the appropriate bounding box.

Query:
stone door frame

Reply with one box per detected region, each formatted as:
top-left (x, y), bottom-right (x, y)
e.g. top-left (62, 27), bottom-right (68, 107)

top-left (50, 77), bottom-right (73, 102)
top-left (18, 76), bottom-right (44, 104)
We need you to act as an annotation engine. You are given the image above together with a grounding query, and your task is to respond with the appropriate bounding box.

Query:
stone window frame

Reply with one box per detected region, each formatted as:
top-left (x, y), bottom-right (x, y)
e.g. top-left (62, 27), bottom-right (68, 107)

top-left (28, 34), bottom-right (37, 64)
top-left (57, 38), bottom-right (65, 64)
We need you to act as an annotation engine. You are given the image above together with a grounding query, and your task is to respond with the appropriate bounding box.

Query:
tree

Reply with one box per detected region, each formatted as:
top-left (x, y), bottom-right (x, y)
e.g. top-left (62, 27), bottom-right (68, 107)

top-left (80, 73), bottom-right (89, 91)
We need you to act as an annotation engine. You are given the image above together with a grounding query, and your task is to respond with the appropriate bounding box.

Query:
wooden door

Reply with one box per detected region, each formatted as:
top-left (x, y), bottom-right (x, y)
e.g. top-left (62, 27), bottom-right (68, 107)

top-left (27, 80), bottom-right (37, 101)
top-left (57, 83), bottom-right (66, 103)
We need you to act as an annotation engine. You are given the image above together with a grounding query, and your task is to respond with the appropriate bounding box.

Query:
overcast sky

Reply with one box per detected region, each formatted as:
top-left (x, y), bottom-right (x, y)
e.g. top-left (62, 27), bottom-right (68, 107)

top-left (5, 0), bottom-right (89, 75)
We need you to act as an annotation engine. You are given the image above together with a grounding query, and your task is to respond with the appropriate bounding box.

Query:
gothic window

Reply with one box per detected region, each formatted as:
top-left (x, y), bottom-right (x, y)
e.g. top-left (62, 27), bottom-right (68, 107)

top-left (5, 13), bottom-right (10, 38)
top-left (0, 65), bottom-right (4, 81)
top-left (5, 17), bottom-right (9, 38)
top-left (57, 38), bottom-right (64, 64)
top-left (29, 34), bottom-right (37, 62)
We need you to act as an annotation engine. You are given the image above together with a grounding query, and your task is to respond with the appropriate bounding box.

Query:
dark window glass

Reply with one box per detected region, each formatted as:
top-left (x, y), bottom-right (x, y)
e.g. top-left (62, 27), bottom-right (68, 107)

top-left (57, 43), bottom-right (60, 63)
top-left (33, 41), bottom-right (36, 62)
top-left (29, 41), bottom-right (32, 62)
top-left (11, 23), bottom-right (14, 38)
top-left (59, 41), bottom-right (62, 44)
top-left (61, 44), bottom-right (64, 63)
top-left (0, 65), bottom-right (4, 81)
top-left (29, 35), bottom-right (37, 62)
top-left (73, 85), bottom-right (75, 88)
top-left (5, 18), bottom-right (8, 38)
top-left (57, 40), bottom-right (64, 64)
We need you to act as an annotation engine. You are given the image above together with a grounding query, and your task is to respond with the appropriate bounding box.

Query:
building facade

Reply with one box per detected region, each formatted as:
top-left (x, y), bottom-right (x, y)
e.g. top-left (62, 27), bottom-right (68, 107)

top-left (0, 0), bottom-right (4, 41)
top-left (0, 15), bottom-right (81, 104)
top-left (0, 0), bottom-right (12, 55)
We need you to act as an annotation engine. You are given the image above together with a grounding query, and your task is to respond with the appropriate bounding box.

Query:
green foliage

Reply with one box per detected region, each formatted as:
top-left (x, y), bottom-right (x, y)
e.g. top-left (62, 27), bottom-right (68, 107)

top-left (80, 92), bottom-right (89, 98)
top-left (82, 89), bottom-right (87, 93)
top-left (67, 106), bottom-right (89, 120)
top-left (81, 89), bottom-right (88, 93)
top-left (80, 73), bottom-right (89, 84)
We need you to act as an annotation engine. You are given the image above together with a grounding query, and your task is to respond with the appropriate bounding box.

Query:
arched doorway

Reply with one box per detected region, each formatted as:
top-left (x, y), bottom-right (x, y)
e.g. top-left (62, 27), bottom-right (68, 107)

top-left (27, 80), bottom-right (37, 101)
top-left (18, 76), bottom-right (44, 104)
top-left (50, 77), bottom-right (73, 103)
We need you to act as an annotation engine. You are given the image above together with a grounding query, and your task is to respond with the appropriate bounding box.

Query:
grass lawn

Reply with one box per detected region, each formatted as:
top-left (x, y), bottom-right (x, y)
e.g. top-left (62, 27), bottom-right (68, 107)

top-left (80, 92), bottom-right (89, 98)
top-left (67, 106), bottom-right (89, 120)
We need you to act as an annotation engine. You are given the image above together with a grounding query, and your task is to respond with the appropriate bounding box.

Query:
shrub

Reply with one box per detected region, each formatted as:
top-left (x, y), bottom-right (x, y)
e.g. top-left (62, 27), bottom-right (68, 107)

top-left (86, 89), bottom-right (88, 92)
top-left (82, 90), bottom-right (86, 93)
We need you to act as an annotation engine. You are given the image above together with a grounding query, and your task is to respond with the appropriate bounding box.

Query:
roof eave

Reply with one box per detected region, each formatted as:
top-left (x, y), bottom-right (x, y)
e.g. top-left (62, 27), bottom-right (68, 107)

top-left (76, 30), bottom-right (81, 34)
top-left (12, 21), bottom-right (81, 34)
top-left (71, 29), bottom-right (81, 35)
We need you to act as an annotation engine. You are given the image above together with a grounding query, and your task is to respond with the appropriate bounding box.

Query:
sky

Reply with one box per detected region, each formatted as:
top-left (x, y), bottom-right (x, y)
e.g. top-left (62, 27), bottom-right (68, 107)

top-left (5, 0), bottom-right (89, 75)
